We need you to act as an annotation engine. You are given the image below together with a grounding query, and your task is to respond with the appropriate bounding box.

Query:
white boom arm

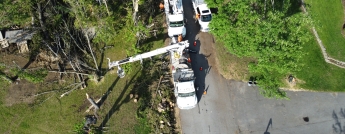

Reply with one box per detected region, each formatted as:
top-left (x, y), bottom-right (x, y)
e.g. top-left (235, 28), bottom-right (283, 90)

top-left (107, 41), bottom-right (189, 70)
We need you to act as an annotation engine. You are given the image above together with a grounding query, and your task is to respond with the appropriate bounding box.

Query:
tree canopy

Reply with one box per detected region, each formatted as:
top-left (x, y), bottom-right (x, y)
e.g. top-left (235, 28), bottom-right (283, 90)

top-left (206, 0), bottom-right (312, 99)
top-left (0, 0), bottom-right (33, 28)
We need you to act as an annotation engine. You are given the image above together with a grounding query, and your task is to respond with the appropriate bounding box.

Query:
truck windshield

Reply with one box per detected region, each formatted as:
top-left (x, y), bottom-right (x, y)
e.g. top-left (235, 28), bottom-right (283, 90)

top-left (178, 91), bottom-right (195, 97)
top-left (169, 21), bottom-right (184, 27)
top-left (201, 14), bottom-right (212, 22)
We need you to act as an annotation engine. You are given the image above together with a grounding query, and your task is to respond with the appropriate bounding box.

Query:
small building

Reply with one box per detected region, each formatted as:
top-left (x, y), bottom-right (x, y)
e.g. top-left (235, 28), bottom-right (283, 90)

top-left (4, 30), bottom-right (35, 53)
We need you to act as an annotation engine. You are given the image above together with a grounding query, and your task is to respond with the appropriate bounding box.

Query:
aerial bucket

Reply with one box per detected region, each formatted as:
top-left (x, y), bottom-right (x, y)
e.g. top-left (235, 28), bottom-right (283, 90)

top-left (117, 66), bottom-right (126, 78)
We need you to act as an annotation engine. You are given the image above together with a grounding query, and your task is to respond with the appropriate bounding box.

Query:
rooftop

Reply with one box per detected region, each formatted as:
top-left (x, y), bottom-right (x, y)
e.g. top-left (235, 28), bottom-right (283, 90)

top-left (5, 30), bottom-right (35, 44)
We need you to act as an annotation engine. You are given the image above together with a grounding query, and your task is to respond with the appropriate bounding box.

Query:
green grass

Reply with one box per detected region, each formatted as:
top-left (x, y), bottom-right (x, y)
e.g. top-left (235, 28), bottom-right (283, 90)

top-left (304, 0), bottom-right (345, 61)
top-left (296, 33), bottom-right (345, 91)
top-left (292, 0), bottom-right (345, 91)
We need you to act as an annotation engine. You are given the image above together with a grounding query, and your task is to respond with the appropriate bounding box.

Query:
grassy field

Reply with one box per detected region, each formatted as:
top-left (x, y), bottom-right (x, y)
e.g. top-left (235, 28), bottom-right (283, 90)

top-left (295, 33), bottom-right (345, 91)
top-left (304, 0), bottom-right (345, 61)
top-left (0, 17), bottom-right (168, 133)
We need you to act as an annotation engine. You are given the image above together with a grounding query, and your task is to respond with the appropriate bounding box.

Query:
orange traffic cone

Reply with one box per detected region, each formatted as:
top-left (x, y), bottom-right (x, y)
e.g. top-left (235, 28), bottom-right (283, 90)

top-left (203, 90), bottom-right (207, 95)
top-left (193, 40), bottom-right (197, 46)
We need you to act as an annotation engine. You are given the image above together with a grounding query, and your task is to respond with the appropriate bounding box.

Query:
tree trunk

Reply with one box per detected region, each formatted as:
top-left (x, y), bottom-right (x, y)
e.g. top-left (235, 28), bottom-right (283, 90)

top-left (84, 33), bottom-right (99, 71)
top-left (103, 0), bottom-right (110, 16)
top-left (86, 93), bottom-right (100, 109)
top-left (132, 0), bottom-right (139, 25)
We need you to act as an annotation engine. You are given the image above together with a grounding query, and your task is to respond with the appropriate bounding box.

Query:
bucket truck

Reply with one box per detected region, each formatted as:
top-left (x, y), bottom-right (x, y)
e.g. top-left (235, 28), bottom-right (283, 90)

top-left (192, 0), bottom-right (212, 32)
top-left (164, 0), bottom-right (186, 43)
top-left (107, 41), bottom-right (197, 110)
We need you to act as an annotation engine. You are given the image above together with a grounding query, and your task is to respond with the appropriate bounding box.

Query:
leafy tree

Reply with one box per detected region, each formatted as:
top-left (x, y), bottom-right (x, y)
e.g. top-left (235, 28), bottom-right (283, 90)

top-left (0, 0), bottom-right (33, 28)
top-left (207, 0), bottom-right (312, 99)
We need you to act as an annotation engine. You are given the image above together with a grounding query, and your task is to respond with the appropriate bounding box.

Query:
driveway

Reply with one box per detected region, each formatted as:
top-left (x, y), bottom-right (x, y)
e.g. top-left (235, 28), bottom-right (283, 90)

top-left (180, 0), bottom-right (345, 133)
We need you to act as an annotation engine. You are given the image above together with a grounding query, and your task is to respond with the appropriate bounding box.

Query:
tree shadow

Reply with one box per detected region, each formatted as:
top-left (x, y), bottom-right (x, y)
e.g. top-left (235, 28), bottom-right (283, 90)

top-left (264, 118), bottom-right (272, 134)
top-left (286, 0), bottom-right (303, 16)
top-left (332, 108), bottom-right (345, 134)
top-left (96, 77), bottom-right (120, 108)
top-left (11, 58), bottom-right (35, 81)
top-left (98, 70), bottom-right (140, 128)
top-left (138, 31), bottom-right (166, 48)
top-left (138, 0), bottom-right (162, 22)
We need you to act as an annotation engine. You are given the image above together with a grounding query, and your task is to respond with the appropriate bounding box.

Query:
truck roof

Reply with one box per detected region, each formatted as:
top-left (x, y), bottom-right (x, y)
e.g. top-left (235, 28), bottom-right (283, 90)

top-left (168, 14), bottom-right (184, 21)
top-left (171, 0), bottom-right (183, 14)
top-left (193, 0), bottom-right (206, 5)
top-left (173, 69), bottom-right (194, 82)
top-left (176, 81), bottom-right (195, 93)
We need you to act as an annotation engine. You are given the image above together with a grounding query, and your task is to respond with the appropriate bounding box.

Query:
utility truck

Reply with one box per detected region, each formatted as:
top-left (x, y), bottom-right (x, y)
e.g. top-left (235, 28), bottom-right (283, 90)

top-left (107, 41), bottom-right (197, 110)
top-left (192, 0), bottom-right (212, 32)
top-left (164, 0), bottom-right (186, 43)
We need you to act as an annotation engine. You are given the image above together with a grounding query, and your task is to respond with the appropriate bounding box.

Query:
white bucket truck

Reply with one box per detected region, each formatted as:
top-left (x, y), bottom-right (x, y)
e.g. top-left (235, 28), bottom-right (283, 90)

top-left (164, 0), bottom-right (186, 43)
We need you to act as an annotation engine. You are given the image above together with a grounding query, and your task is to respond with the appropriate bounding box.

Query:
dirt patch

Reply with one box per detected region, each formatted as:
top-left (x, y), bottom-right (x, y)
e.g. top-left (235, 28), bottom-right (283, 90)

top-left (207, 37), bottom-right (254, 81)
top-left (5, 80), bottom-right (37, 106)
top-left (199, 32), bottom-right (219, 73)
top-left (78, 99), bottom-right (90, 113)
top-left (174, 106), bottom-right (182, 133)
top-left (281, 77), bottom-right (309, 92)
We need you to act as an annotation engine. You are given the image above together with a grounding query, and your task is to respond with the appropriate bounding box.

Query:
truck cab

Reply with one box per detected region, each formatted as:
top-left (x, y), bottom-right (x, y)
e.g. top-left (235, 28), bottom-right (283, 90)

top-left (175, 80), bottom-right (197, 109)
top-left (173, 69), bottom-right (197, 110)
top-left (165, 0), bottom-right (186, 42)
top-left (167, 14), bottom-right (187, 41)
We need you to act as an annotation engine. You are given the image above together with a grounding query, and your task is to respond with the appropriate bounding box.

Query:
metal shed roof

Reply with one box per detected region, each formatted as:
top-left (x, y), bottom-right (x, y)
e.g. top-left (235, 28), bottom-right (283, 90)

top-left (5, 30), bottom-right (35, 44)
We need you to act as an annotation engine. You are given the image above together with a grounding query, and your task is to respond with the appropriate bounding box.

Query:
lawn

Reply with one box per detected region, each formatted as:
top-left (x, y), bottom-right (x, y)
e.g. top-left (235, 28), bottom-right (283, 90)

top-left (303, 0), bottom-right (345, 61)
top-left (295, 33), bottom-right (345, 91)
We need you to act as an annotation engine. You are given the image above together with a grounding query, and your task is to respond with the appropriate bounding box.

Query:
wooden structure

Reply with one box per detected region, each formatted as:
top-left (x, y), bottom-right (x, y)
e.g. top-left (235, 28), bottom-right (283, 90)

top-left (2, 30), bottom-right (35, 53)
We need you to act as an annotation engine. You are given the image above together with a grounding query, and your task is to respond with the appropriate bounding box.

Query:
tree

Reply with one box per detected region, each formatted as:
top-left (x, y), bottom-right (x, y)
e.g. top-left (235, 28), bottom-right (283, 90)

top-left (0, 0), bottom-right (33, 29)
top-left (206, 0), bottom-right (312, 99)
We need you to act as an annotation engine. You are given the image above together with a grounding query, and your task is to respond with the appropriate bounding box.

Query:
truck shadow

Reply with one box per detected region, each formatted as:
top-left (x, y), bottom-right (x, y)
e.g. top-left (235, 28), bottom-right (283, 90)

top-left (190, 42), bottom-right (209, 103)
top-left (182, 0), bottom-right (209, 103)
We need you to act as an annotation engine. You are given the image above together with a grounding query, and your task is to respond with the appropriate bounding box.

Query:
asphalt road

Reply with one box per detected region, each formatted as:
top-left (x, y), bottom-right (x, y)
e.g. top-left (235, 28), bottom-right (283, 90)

top-left (180, 0), bottom-right (345, 134)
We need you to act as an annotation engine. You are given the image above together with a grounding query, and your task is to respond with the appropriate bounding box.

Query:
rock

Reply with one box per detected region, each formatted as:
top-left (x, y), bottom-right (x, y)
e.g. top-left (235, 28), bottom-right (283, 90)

top-left (160, 124), bottom-right (164, 129)
top-left (160, 120), bottom-right (164, 124)
top-left (169, 102), bottom-right (174, 107)
top-left (158, 103), bottom-right (163, 108)
top-left (134, 99), bottom-right (137, 103)
top-left (130, 94), bottom-right (133, 99)
top-left (157, 107), bottom-right (165, 113)
top-left (162, 98), bottom-right (167, 103)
